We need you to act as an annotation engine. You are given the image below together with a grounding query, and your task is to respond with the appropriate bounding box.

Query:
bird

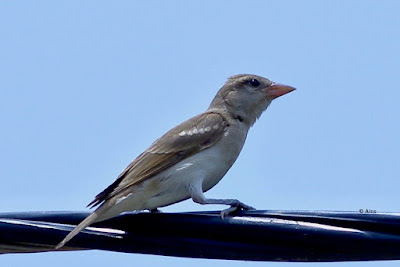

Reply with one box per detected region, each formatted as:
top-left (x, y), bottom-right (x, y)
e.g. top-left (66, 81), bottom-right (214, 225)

top-left (55, 74), bottom-right (295, 249)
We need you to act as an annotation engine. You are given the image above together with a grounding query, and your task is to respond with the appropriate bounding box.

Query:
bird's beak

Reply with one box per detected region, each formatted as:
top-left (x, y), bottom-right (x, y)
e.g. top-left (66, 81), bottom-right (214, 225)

top-left (267, 83), bottom-right (296, 99)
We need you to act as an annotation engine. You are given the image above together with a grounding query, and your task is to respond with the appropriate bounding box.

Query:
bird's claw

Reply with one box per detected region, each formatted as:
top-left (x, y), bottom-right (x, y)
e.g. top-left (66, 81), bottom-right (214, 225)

top-left (239, 203), bottom-right (256, 211)
top-left (149, 208), bottom-right (162, 213)
top-left (220, 201), bottom-right (256, 219)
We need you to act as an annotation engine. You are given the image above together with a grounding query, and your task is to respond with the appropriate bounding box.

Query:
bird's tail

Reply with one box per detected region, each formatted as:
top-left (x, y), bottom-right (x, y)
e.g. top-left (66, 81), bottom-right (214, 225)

top-left (55, 204), bottom-right (111, 249)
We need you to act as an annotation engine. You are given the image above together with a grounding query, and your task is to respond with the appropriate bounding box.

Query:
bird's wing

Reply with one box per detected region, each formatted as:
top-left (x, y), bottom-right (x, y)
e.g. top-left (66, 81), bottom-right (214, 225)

top-left (88, 111), bottom-right (229, 208)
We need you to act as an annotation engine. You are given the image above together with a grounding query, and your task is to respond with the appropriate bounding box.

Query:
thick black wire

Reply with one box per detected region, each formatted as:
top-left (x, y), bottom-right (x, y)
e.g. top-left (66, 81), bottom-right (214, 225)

top-left (1, 210), bottom-right (400, 261)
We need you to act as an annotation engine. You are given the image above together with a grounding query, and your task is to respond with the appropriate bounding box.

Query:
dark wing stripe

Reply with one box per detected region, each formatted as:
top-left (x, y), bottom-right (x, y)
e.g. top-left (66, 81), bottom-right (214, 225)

top-left (87, 175), bottom-right (124, 208)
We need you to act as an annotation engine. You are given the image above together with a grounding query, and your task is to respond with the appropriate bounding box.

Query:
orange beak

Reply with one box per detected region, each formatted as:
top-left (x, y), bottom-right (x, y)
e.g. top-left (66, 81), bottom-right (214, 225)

top-left (267, 83), bottom-right (296, 99)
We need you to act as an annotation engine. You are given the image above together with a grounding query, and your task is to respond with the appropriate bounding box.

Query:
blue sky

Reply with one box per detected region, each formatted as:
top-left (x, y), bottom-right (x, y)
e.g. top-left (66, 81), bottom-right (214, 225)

top-left (1, 1), bottom-right (400, 266)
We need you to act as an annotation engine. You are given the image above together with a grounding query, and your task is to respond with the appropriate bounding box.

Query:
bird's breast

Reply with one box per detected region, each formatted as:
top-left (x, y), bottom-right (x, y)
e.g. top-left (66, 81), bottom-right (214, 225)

top-left (167, 121), bottom-right (249, 192)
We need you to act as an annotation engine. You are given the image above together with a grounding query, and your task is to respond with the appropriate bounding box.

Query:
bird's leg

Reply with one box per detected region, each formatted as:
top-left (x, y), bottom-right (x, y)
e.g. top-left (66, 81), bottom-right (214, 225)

top-left (190, 180), bottom-right (255, 219)
top-left (201, 198), bottom-right (255, 219)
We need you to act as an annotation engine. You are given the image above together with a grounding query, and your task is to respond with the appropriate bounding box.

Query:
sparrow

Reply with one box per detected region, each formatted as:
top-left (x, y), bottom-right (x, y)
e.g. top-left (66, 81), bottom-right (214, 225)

top-left (55, 74), bottom-right (295, 249)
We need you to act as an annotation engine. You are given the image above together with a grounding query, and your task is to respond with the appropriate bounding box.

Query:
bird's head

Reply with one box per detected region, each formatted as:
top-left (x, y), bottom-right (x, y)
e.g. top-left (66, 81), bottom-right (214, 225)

top-left (209, 74), bottom-right (295, 126)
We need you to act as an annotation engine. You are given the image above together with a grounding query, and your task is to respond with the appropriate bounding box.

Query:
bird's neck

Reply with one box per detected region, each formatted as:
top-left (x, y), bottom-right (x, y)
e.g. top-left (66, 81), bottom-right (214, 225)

top-left (209, 97), bottom-right (271, 127)
top-left (206, 107), bottom-right (254, 128)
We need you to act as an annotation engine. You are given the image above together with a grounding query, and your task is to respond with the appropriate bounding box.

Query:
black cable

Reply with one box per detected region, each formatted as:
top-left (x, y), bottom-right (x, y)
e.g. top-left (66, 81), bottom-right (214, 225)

top-left (1, 210), bottom-right (400, 261)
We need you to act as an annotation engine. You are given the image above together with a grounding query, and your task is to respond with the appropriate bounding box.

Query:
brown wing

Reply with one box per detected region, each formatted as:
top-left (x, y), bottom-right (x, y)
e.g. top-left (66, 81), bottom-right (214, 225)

top-left (88, 112), bottom-right (228, 208)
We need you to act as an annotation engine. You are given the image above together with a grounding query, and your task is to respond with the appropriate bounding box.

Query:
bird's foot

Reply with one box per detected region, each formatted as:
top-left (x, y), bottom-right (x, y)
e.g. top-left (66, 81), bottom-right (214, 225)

top-left (220, 200), bottom-right (255, 219)
top-left (149, 208), bottom-right (162, 213)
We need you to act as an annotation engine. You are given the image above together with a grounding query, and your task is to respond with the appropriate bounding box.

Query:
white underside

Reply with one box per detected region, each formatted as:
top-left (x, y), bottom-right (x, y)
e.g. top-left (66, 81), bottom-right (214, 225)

top-left (98, 120), bottom-right (249, 221)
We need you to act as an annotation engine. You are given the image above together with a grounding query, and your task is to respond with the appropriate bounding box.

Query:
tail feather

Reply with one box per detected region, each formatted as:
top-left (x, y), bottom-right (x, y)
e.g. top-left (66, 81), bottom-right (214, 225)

top-left (55, 210), bottom-right (102, 249)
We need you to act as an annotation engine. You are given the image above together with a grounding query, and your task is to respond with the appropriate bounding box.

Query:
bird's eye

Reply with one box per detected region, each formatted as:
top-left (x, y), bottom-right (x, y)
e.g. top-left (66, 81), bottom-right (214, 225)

top-left (248, 78), bottom-right (260, 87)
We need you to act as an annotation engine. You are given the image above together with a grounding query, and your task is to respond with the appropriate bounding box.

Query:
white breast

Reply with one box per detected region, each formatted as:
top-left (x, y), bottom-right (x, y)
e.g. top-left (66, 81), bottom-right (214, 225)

top-left (199, 121), bottom-right (249, 190)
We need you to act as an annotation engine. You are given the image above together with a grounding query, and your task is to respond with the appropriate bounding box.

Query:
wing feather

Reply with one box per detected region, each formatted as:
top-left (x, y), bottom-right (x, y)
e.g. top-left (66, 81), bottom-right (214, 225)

top-left (88, 112), bottom-right (228, 208)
